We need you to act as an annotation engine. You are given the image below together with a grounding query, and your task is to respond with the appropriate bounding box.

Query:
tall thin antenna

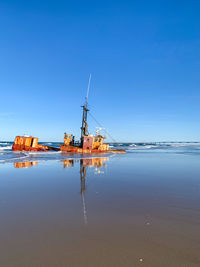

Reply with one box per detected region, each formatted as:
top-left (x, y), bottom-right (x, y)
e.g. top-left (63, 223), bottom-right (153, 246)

top-left (85, 74), bottom-right (91, 106)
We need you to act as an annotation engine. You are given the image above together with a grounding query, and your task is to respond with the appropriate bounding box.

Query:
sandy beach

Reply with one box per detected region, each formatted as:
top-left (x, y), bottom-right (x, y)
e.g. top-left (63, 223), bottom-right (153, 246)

top-left (0, 147), bottom-right (200, 266)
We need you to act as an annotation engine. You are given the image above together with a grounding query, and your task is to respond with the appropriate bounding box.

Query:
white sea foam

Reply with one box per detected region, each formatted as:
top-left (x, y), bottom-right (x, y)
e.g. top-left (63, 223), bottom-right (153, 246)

top-left (0, 153), bottom-right (29, 163)
top-left (28, 151), bottom-right (61, 155)
top-left (0, 142), bottom-right (9, 145)
top-left (129, 144), bottom-right (136, 147)
top-left (127, 145), bottom-right (158, 150)
top-left (0, 145), bottom-right (12, 150)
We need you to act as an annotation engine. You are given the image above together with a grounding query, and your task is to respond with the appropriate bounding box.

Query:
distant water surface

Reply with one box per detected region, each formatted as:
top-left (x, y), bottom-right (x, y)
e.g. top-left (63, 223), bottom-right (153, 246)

top-left (1, 141), bottom-right (200, 163)
top-left (0, 142), bottom-right (200, 266)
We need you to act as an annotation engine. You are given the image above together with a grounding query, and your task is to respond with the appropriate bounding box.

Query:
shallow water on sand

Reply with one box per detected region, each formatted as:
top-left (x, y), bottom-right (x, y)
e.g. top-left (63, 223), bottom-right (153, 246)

top-left (0, 151), bottom-right (200, 266)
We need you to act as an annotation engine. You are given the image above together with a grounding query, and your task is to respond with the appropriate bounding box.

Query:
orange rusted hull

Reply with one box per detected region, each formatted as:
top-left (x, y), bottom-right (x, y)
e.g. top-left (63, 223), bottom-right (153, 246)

top-left (60, 145), bottom-right (108, 153)
top-left (12, 137), bottom-right (125, 153)
top-left (60, 145), bottom-right (125, 153)
top-left (12, 143), bottom-right (49, 151)
top-left (12, 136), bottom-right (59, 152)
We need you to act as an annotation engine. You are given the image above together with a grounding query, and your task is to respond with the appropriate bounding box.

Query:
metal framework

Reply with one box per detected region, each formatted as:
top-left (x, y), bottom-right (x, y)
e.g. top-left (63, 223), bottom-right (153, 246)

top-left (81, 74), bottom-right (91, 143)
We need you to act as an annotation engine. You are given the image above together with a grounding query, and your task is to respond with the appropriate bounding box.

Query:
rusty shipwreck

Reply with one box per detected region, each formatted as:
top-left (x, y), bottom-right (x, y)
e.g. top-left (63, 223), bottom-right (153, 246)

top-left (60, 75), bottom-right (124, 153)
top-left (12, 76), bottom-right (125, 154)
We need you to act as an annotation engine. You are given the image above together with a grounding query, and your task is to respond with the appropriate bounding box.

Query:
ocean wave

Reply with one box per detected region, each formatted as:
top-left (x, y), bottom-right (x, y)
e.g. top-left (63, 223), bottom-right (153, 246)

top-left (129, 144), bottom-right (137, 147)
top-left (0, 142), bottom-right (9, 145)
top-left (0, 151), bottom-right (112, 164)
top-left (0, 145), bottom-right (12, 150)
top-left (126, 145), bottom-right (158, 150)
top-left (0, 153), bottom-right (29, 163)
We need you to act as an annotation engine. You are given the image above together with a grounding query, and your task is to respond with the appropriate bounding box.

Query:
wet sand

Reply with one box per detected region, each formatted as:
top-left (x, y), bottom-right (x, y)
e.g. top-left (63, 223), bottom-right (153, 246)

top-left (0, 152), bottom-right (200, 266)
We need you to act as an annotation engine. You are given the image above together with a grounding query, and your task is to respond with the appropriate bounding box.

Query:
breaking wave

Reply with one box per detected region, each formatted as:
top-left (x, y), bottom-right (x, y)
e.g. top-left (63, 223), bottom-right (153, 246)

top-left (0, 142), bottom-right (9, 145)
top-left (0, 152), bottom-right (29, 163)
top-left (109, 142), bottom-right (200, 155)
top-left (0, 145), bottom-right (12, 150)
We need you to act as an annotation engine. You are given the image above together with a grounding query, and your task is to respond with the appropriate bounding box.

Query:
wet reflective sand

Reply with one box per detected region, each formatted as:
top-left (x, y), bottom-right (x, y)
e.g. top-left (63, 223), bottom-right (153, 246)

top-left (0, 152), bottom-right (200, 266)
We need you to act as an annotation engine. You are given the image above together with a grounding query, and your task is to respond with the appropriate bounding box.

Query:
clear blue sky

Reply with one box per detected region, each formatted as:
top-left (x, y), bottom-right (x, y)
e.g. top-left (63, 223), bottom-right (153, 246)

top-left (0, 0), bottom-right (200, 142)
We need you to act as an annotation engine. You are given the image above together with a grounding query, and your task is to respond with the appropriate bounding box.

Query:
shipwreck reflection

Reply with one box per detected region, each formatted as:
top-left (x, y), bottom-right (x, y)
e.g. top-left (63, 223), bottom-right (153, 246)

top-left (14, 156), bottom-right (108, 225)
top-left (79, 157), bottom-right (108, 192)
top-left (63, 159), bottom-right (74, 168)
top-left (14, 161), bottom-right (38, 168)
top-left (63, 157), bottom-right (108, 225)
top-left (62, 157), bottom-right (108, 193)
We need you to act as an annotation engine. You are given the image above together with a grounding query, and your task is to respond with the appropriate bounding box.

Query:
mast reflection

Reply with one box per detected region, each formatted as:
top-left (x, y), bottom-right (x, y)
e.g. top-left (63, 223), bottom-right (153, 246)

top-left (62, 157), bottom-right (108, 193)
top-left (63, 157), bottom-right (108, 225)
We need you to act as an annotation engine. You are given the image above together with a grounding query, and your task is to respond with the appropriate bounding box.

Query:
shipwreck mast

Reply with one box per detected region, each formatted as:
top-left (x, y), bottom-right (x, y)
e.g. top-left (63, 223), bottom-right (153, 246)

top-left (81, 74), bottom-right (91, 143)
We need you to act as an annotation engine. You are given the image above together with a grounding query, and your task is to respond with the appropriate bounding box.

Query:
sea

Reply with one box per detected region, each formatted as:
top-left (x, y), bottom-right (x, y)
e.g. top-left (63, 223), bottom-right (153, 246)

top-left (1, 141), bottom-right (200, 163)
top-left (0, 141), bottom-right (200, 266)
